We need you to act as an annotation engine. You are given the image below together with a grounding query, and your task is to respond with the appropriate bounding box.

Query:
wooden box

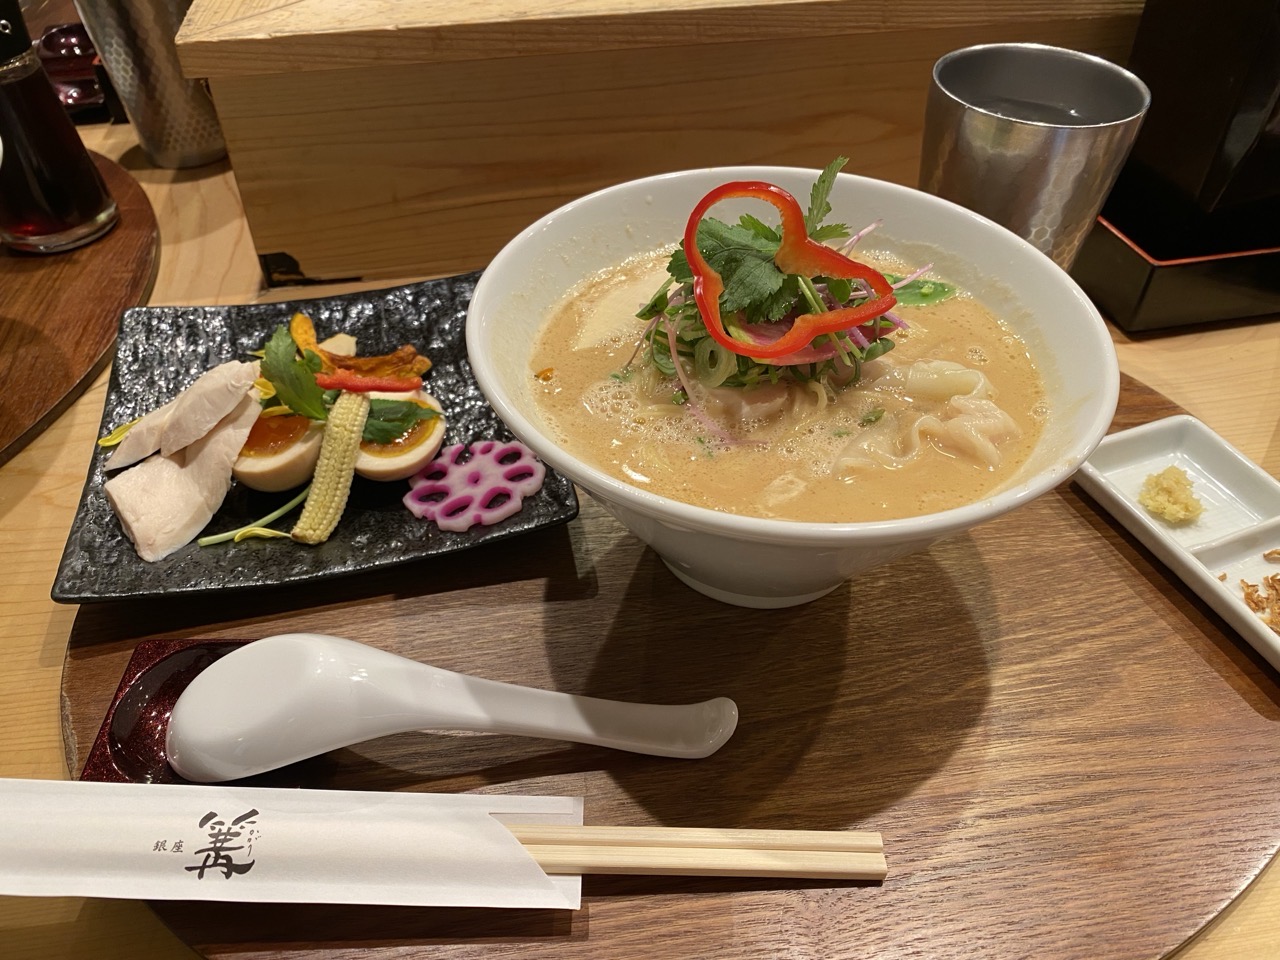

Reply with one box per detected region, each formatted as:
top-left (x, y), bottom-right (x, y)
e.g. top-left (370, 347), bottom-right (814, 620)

top-left (176, 0), bottom-right (1144, 285)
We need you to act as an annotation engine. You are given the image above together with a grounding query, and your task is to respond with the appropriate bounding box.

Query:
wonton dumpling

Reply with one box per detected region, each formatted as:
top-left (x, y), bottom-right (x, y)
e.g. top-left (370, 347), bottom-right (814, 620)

top-left (935, 395), bottom-right (1020, 467)
top-left (836, 359), bottom-right (1019, 473)
top-left (704, 382), bottom-right (791, 422)
top-left (879, 358), bottom-right (986, 401)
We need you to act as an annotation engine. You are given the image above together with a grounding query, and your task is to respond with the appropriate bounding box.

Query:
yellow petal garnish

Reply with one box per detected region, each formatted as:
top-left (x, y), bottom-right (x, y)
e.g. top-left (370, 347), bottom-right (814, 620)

top-left (96, 417), bottom-right (141, 447)
top-left (259, 404), bottom-right (294, 418)
top-left (232, 526), bottom-right (292, 542)
top-left (289, 311), bottom-right (331, 371)
top-left (254, 376), bottom-right (277, 400)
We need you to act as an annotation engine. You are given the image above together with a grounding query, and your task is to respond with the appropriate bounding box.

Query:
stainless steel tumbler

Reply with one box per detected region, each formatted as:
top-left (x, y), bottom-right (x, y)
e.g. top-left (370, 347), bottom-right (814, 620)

top-left (74, 0), bottom-right (224, 168)
top-left (919, 43), bottom-right (1150, 269)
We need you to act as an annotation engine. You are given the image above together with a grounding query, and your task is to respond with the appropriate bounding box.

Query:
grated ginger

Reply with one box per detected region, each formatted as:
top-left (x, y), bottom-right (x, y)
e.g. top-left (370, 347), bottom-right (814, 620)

top-left (1138, 465), bottom-right (1202, 524)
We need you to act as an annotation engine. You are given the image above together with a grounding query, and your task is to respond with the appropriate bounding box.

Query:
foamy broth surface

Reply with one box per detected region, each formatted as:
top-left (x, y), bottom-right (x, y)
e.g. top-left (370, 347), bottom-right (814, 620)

top-left (530, 250), bottom-right (1045, 522)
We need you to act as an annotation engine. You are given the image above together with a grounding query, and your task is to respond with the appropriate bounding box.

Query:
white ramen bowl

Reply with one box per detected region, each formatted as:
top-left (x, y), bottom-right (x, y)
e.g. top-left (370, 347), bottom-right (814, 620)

top-left (467, 167), bottom-right (1119, 608)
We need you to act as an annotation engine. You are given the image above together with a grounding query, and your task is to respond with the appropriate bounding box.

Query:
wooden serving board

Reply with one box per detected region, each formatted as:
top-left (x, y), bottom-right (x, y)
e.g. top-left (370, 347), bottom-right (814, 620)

top-left (0, 152), bottom-right (158, 466)
top-left (61, 374), bottom-right (1280, 960)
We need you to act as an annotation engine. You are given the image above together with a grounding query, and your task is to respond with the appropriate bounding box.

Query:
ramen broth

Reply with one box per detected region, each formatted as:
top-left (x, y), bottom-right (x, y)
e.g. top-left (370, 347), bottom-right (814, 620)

top-left (531, 249), bottom-right (1046, 522)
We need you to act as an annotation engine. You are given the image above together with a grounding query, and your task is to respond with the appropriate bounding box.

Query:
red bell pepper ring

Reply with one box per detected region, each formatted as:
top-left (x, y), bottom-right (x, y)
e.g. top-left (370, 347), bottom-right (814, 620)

top-left (684, 180), bottom-right (897, 361)
top-left (314, 371), bottom-right (422, 393)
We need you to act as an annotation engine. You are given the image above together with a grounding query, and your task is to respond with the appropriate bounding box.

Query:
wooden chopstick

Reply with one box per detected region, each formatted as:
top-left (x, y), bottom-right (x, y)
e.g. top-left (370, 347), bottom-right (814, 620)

top-left (508, 825), bottom-right (883, 852)
top-left (521, 845), bottom-right (887, 879)
top-left (505, 825), bottom-right (887, 880)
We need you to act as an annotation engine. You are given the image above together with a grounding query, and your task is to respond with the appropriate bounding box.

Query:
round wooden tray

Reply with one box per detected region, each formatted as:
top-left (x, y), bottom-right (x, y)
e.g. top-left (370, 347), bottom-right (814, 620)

top-left (61, 375), bottom-right (1280, 960)
top-left (0, 153), bottom-right (159, 466)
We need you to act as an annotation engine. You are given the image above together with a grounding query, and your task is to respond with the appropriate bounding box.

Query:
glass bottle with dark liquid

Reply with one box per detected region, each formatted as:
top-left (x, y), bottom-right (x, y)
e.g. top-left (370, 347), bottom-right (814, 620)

top-left (0, 0), bottom-right (117, 253)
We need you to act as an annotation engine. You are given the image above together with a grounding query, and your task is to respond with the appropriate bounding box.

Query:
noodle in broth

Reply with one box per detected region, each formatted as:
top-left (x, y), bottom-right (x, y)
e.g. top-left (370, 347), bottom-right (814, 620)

top-left (531, 248), bottom-right (1046, 523)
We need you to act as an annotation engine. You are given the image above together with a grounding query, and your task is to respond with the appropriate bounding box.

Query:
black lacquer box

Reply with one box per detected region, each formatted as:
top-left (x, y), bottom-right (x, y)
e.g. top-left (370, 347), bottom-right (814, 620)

top-left (1072, 186), bottom-right (1280, 333)
top-left (1070, 0), bottom-right (1280, 332)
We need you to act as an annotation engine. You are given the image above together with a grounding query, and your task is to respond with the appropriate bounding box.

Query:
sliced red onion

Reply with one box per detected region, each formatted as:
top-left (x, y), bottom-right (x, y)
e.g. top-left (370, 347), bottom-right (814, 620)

top-left (664, 319), bottom-right (734, 443)
top-left (891, 263), bottom-right (933, 288)
top-left (844, 325), bottom-right (871, 349)
top-left (403, 440), bottom-right (546, 533)
top-left (838, 219), bottom-right (883, 254)
top-left (623, 314), bottom-right (662, 371)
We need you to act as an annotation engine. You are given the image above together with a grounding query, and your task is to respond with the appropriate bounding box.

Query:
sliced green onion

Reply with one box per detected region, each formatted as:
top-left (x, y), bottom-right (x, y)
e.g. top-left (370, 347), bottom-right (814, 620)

top-left (694, 336), bottom-right (737, 387)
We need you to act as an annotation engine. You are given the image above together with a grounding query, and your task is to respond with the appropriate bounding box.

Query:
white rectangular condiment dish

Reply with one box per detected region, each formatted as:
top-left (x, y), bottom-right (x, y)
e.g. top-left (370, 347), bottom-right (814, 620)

top-left (1076, 415), bottom-right (1280, 672)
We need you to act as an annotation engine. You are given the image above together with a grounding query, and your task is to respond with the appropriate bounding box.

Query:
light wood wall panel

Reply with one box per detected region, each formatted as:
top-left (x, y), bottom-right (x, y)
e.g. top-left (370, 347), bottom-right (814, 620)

top-left (181, 2), bottom-right (1143, 282)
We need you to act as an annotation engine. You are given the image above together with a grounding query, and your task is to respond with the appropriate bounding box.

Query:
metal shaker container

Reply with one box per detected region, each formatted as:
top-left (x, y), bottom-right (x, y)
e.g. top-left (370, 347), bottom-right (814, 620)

top-left (74, 0), bottom-right (225, 168)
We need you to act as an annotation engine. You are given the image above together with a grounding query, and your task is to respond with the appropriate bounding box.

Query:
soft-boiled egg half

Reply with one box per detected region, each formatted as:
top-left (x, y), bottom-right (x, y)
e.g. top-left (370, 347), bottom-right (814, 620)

top-left (355, 389), bottom-right (447, 481)
top-left (233, 390), bottom-right (446, 491)
top-left (233, 414), bottom-right (325, 492)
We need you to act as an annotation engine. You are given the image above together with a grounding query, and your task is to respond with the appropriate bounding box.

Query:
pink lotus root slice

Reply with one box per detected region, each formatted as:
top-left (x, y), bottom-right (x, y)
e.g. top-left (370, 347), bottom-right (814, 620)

top-left (403, 440), bottom-right (547, 532)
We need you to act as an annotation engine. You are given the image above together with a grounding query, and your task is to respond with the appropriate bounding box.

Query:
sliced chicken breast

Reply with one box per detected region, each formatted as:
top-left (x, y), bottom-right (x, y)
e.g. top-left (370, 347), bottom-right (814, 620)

top-left (105, 397), bottom-right (177, 472)
top-left (158, 360), bottom-right (259, 457)
top-left (105, 394), bottom-right (261, 562)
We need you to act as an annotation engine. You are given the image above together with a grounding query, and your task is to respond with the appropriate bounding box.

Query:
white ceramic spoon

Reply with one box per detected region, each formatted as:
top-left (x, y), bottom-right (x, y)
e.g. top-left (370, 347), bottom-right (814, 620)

top-left (165, 633), bottom-right (739, 782)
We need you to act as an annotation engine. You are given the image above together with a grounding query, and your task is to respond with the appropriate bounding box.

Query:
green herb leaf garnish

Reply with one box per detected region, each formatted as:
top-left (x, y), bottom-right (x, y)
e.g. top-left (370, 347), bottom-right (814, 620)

top-left (636, 277), bottom-right (674, 321)
top-left (885, 274), bottom-right (956, 306)
top-left (260, 326), bottom-right (329, 420)
top-left (635, 158), bottom-right (907, 398)
top-left (738, 213), bottom-right (781, 243)
top-left (805, 156), bottom-right (850, 237)
top-left (362, 398), bottom-right (440, 444)
top-left (860, 407), bottom-right (886, 426)
top-left (861, 337), bottom-right (895, 363)
top-left (696, 218), bottom-right (786, 314)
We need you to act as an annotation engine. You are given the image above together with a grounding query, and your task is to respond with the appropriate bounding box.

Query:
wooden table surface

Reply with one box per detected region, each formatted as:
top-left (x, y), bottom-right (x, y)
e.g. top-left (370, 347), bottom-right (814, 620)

top-left (2, 123), bottom-right (1278, 960)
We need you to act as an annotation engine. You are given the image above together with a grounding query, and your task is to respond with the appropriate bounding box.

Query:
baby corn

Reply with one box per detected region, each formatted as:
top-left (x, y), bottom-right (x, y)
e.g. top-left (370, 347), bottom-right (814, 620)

top-left (291, 390), bottom-right (370, 545)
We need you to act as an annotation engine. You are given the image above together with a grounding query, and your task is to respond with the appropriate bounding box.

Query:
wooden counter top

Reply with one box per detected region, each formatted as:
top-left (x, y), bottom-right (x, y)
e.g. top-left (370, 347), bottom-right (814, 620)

top-left (0, 121), bottom-right (1277, 960)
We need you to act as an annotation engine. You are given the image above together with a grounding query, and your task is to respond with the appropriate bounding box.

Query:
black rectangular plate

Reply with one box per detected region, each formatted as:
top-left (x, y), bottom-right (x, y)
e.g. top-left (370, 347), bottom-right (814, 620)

top-left (52, 273), bottom-right (578, 602)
